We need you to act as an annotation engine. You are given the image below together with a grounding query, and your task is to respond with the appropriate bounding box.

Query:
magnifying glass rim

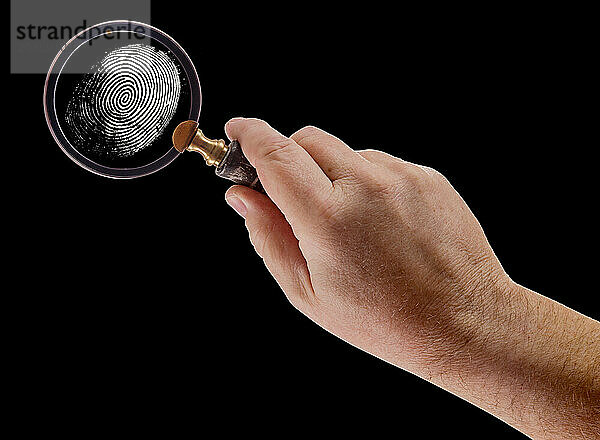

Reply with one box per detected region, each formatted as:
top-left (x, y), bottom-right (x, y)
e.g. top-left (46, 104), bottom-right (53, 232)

top-left (43, 20), bottom-right (201, 179)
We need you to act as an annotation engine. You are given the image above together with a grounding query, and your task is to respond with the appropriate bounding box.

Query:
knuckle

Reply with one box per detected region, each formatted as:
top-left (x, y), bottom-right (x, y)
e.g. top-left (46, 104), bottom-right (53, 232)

top-left (357, 149), bottom-right (382, 162)
top-left (403, 163), bottom-right (427, 181)
top-left (362, 172), bottom-right (398, 194)
top-left (256, 137), bottom-right (295, 167)
top-left (332, 162), bottom-right (397, 195)
top-left (246, 124), bottom-right (294, 161)
top-left (424, 167), bottom-right (451, 189)
top-left (393, 163), bottom-right (432, 190)
top-left (331, 163), bottom-right (363, 184)
top-left (421, 165), bottom-right (445, 180)
top-left (290, 125), bottom-right (322, 142)
top-left (434, 170), bottom-right (450, 185)
top-left (360, 148), bottom-right (384, 157)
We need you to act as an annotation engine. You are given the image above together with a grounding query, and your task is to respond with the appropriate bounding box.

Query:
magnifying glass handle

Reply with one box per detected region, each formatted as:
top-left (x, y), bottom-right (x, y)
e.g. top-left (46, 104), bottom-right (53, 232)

top-left (173, 121), bottom-right (264, 193)
top-left (216, 140), bottom-right (264, 192)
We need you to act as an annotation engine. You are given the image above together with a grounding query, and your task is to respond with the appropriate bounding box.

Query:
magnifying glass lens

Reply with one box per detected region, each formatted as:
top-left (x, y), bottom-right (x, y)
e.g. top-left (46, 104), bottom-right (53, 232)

top-left (45, 21), bottom-right (201, 178)
top-left (56, 40), bottom-right (190, 168)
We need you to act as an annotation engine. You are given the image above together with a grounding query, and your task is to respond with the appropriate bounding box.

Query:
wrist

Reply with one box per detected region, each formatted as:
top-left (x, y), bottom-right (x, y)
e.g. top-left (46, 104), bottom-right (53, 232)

top-left (405, 277), bottom-right (599, 439)
top-left (403, 273), bottom-right (525, 384)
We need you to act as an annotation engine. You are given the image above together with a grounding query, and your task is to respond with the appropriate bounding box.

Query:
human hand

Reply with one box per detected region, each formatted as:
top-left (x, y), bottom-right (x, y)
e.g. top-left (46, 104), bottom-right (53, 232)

top-left (224, 118), bottom-right (509, 363)
top-left (224, 118), bottom-right (599, 439)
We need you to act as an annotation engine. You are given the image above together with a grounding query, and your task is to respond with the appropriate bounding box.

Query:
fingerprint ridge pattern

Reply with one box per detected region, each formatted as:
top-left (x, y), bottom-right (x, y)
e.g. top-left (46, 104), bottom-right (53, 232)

top-left (65, 44), bottom-right (182, 159)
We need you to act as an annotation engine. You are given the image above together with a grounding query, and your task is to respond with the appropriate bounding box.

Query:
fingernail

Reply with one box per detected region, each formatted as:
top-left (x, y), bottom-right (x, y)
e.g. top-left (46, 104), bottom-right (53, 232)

top-left (226, 196), bottom-right (247, 218)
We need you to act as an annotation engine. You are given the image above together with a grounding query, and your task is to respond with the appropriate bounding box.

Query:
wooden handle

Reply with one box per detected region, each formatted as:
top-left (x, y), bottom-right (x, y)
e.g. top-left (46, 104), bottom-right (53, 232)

top-left (215, 140), bottom-right (264, 192)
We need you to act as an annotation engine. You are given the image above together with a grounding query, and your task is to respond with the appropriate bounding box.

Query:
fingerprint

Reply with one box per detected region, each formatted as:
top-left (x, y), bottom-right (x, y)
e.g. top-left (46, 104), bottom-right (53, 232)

top-left (65, 44), bottom-right (181, 158)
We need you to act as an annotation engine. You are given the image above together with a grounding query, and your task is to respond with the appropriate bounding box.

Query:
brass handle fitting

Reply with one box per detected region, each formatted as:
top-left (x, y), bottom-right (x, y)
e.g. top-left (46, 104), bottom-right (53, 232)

top-left (172, 120), bottom-right (229, 167)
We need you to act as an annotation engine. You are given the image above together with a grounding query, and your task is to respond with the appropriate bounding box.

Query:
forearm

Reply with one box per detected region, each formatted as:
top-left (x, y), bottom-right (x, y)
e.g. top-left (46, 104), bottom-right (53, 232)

top-left (394, 281), bottom-right (600, 439)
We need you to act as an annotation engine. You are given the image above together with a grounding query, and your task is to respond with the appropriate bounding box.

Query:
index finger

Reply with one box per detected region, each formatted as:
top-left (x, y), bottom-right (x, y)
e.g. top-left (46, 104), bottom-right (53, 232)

top-left (225, 118), bottom-right (334, 231)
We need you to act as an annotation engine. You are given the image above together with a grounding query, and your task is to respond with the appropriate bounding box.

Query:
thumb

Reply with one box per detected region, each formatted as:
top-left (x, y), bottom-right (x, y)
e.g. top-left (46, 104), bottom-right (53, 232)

top-left (225, 185), bottom-right (316, 309)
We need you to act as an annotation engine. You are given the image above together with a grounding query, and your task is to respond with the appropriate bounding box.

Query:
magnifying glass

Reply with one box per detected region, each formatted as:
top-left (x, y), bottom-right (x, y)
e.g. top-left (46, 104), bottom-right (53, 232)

top-left (44, 20), bottom-right (262, 191)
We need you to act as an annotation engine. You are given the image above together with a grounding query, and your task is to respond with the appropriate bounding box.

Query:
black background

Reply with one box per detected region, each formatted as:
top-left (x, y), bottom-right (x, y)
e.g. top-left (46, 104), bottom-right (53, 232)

top-left (7, 2), bottom-right (596, 438)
